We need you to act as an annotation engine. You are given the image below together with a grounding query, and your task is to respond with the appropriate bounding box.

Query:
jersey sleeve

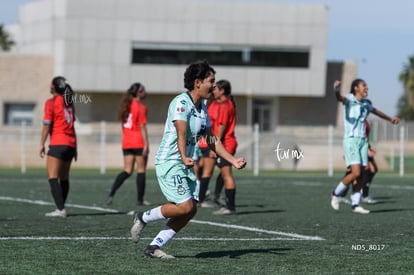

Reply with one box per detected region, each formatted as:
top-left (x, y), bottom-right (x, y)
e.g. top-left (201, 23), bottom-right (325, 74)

top-left (366, 100), bottom-right (374, 112)
top-left (43, 99), bottom-right (54, 125)
top-left (216, 103), bottom-right (229, 127)
top-left (343, 93), bottom-right (352, 105)
top-left (170, 97), bottom-right (188, 122)
top-left (137, 104), bottom-right (147, 125)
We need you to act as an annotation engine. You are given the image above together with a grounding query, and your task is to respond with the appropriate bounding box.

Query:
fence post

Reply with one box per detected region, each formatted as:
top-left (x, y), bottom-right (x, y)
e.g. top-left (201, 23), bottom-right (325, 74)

top-left (20, 121), bottom-right (27, 174)
top-left (399, 124), bottom-right (405, 177)
top-left (328, 125), bottom-right (334, 177)
top-left (100, 121), bottom-right (106, 175)
top-left (253, 123), bottom-right (259, 176)
top-left (390, 146), bottom-right (395, 171)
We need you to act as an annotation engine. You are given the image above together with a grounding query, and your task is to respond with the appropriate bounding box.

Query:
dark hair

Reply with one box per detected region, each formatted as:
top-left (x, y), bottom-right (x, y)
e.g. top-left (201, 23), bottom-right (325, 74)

top-left (127, 83), bottom-right (142, 97)
top-left (117, 83), bottom-right (142, 121)
top-left (184, 60), bottom-right (216, 91)
top-left (350, 78), bottom-right (364, 94)
top-left (215, 79), bottom-right (236, 108)
top-left (52, 76), bottom-right (74, 106)
top-left (52, 76), bottom-right (66, 94)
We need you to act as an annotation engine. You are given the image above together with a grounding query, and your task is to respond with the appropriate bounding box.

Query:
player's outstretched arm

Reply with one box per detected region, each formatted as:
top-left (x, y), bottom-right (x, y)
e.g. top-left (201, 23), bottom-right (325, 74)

top-left (372, 108), bottom-right (400, 124)
top-left (206, 128), bottom-right (246, 169)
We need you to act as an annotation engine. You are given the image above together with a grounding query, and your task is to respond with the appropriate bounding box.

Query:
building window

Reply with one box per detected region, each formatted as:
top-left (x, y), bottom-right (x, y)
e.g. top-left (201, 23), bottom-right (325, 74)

top-left (3, 103), bottom-right (35, 126)
top-left (132, 42), bottom-right (309, 68)
top-left (253, 99), bottom-right (272, 131)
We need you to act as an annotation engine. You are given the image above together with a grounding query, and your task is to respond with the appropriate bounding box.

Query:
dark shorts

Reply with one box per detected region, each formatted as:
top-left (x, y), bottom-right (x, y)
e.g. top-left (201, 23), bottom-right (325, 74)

top-left (123, 148), bottom-right (144, 156)
top-left (47, 145), bottom-right (76, 162)
top-left (216, 157), bottom-right (232, 168)
top-left (200, 147), bottom-right (210, 158)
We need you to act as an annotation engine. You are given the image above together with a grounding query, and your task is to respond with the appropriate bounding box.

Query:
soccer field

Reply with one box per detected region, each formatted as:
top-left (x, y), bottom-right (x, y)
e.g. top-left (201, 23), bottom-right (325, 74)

top-left (1, 169), bottom-right (413, 274)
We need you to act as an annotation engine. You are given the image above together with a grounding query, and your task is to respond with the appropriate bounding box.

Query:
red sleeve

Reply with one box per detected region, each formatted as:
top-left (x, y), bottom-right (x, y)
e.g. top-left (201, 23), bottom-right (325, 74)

top-left (43, 99), bottom-right (54, 124)
top-left (216, 102), bottom-right (229, 127)
top-left (137, 104), bottom-right (147, 125)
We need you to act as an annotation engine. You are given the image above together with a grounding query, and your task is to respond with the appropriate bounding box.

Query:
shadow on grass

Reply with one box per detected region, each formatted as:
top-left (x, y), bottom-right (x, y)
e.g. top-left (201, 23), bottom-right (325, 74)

top-left (68, 211), bottom-right (129, 217)
top-left (372, 196), bottom-right (393, 200)
top-left (370, 208), bottom-right (414, 214)
top-left (193, 247), bottom-right (292, 259)
top-left (235, 209), bottom-right (285, 215)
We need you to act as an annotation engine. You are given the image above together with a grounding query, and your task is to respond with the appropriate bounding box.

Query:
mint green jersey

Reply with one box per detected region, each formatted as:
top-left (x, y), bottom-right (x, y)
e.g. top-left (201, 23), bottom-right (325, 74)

top-left (155, 92), bottom-right (210, 165)
top-left (343, 94), bottom-right (373, 138)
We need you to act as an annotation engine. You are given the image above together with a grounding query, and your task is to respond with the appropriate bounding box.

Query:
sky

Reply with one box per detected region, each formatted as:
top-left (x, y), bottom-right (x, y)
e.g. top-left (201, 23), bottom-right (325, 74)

top-left (1, 0), bottom-right (414, 116)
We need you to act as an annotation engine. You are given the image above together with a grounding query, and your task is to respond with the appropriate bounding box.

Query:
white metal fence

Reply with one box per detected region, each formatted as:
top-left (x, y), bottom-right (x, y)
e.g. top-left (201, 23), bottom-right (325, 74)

top-left (1, 120), bottom-right (412, 176)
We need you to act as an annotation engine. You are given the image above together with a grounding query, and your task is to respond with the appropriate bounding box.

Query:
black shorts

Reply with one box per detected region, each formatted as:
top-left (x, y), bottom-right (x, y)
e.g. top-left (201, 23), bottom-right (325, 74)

top-left (47, 145), bottom-right (76, 162)
top-left (216, 157), bottom-right (232, 168)
top-left (123, 148), bottom-right (144, 156)
top-left (200, 147), bottom-right (210, 158)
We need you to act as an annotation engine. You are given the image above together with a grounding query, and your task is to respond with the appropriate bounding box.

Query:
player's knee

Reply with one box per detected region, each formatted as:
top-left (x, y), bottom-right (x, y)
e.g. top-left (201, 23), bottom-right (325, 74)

top-left (178, 200), bottom-right (197, 216)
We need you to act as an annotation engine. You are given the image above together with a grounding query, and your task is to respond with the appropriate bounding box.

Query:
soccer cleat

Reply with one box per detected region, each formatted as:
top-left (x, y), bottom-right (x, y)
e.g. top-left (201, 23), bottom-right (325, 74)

top-left (213, 207), bottom-right (235, 215)
top-left (338, 197), bottom-right (352, 205)
top-left (106, 196), bottom-right (113, 205)
top-left (45, 209), bottom-right (67, 218)
top-left (131, 211), bottom-right (146, 243)
top-left (143, 245), bottom-right (175, 259)
top-left (352, 206), bottom-right (370, 214)
top-left (136, 200), bottom-right (151, 206)
top-left (362, 196), bottom-right (378, 204)
top-left (198, 201), bottom-right (214, 208)
top-left (106, 189), bottom-right (113, 205)
top-left (213, 197), bottom-right (226, 207)
top-left (330, 195), bottom-right (340, 211)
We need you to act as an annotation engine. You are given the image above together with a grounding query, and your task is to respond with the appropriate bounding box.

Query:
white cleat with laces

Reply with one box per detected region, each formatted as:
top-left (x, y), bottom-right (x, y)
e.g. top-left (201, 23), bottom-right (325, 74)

top-left (352, 206), bottom-right (370, 214)
top-left (45, 209), bottom-right (67, 218)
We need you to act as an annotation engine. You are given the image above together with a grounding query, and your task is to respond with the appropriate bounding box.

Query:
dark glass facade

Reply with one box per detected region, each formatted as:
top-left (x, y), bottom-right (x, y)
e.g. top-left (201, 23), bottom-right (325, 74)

top-left (132, 44), bottom-right (309, 68)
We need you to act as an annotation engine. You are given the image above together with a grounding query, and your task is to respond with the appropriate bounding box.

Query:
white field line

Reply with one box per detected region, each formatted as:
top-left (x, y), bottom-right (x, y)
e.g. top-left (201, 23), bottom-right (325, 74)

top-left (1, 177), bottom-right (413, 190)
top-left (190, 220), bottom-right (324, 241)
top-left (0, 196), bottom-right (120, 213)
top-left (0, 196), bottom-right (324, 241)
top-left (0, 236), bottom-right (303, 241)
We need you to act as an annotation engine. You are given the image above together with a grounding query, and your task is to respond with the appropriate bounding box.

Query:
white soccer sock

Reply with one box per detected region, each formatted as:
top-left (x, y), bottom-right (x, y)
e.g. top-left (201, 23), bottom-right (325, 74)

top-left (351, 191), bottom-right (362, 206)
top-left (333, 182), bottom-right (348, 196)
top-left (141, 206), bottom-right (165, 223)
top-left (150, 225), bottom-right (176, 248)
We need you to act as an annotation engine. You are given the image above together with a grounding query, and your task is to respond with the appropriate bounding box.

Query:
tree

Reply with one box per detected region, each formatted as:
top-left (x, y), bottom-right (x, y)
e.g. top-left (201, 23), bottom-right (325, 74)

top-left (0, 24), bottom-right (15, 51)
top-left (397, 55), bottom-right (414, 120)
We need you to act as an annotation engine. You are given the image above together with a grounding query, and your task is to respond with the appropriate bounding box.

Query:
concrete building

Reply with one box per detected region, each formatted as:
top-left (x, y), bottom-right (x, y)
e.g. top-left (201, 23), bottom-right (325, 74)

top-left (5, 0), bottom-right (333, 130)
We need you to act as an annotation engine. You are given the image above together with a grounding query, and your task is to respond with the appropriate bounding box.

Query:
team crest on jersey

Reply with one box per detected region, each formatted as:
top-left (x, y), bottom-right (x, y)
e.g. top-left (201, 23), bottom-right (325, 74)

top-left (177, 184), bottom-right (186, 195)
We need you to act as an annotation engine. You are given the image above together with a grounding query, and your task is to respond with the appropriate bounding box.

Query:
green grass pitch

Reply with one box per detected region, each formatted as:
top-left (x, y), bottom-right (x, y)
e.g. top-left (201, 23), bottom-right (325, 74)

top-left (1, 168), bottom-right (413, 274)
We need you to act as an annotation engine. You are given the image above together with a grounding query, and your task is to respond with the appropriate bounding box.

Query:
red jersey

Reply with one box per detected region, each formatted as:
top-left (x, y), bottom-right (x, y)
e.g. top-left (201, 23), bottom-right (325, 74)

top-left (208, 100), bottom-right (221, 136)
top-left (198, 100), bottom-right (221, 149)
top-left (122, 99), bottom-right (147, 149)
top-left (216, 98), bottom-right (237, 154)
top-left (43, 95), bottom-right (76, 147)
top-left (365, 121), bottom-right (371, 140)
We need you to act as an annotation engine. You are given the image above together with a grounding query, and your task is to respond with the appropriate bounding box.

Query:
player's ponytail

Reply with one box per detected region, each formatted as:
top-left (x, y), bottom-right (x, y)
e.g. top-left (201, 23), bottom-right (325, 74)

top-left (117, 83), bottom-right (142, 121)
top-left (52, 76), bottom-right (74, 106)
